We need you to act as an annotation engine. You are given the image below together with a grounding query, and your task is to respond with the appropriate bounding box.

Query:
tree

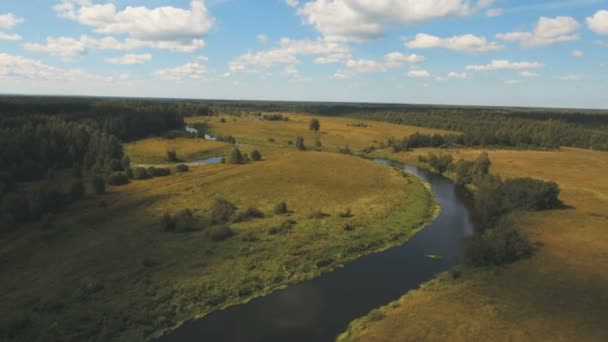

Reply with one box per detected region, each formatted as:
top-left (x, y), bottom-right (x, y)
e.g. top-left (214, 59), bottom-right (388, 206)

top-left (309, 119), bottom-right (320, 132)
top-left (176, 164), bottom-right (189, 172)
top-left (69, 180), bottom-right (85, 201)
top-left (274, 201), bottom-right (289, 214)
top-left (296, 136), bottom-right (306, 151)
top-left (121, 156), bottom-right (131, 170)
top-left (211, 197), bottom-right (237, 223)
top-left (228, 148), bottom-right (244, 164)
top-left (250, 150), bottom-right (262, 161)
top-left (166, 150), bottom-right (178, 162)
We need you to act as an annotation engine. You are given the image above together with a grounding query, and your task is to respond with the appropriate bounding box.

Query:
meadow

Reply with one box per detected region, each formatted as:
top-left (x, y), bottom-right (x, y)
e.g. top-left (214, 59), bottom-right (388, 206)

top-left (0, 113), bottom-right (445, 341)
top-left (339, 147), bottom-right (608, 342)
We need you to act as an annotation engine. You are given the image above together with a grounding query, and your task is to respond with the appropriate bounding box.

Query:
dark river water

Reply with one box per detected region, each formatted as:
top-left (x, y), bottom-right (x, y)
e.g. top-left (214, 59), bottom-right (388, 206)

top-left (158, 159), bottom-right (476, 342)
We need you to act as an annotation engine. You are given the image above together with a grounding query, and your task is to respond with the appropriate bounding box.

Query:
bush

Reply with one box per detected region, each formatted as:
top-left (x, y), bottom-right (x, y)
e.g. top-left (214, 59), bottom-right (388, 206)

top-left (338, 208), bottom-right (353, 218)
top-left (463, 221), bottom-right (533, 267)
top-left (132, 167), bottom-right (149, 180)
top-left (501, 178), bottom-right (562, 211)
top-left (267, 138), bottom-right (275, 143)
top-left (250, 150), bottom-right (262, 161)
top-left (176, 164), bottom-right (189, 172)
top-left (338, 146), bottom-right (352, 155)
top-left (211, 197), bottom-right (237, 223)
top-left (232, 207), bottom-right (265, 223)
top-left (295, 136), bottom-right (305, 151)
top-left (228, 148), bottom-right (244, 164)
top-left (368, 309), bottom-right (386, 322)
top-left (107, 172), bottom-right (129, 186)
top-left (161, 213), bottom-right (176, 232)
top-left (210, 225), bottom-right (234, 241)
top-left (69, 180), bottom-right (85, 201)
top-left (241, 232), bottom-right (259, 242)
top-left (309, 210), bottom-right (330, 219)
top-left (161, 209), bottom-right (200, 233)
top-left (147, 167), bottom-right (171, 177)
top-left (92, 176), bottom-right (106, 195)
top-left (268, 220), bottom-right (296, 235)
top-left (166, 150), bottom-right (178, 162)
top-left (309, 119), bottom-right (320, 132)
top-left (274, 201), bottom-right (289, 215)
top-left (108, 159), bottom-right (123, 172)
top-left (216, 135), bottom-right (236, 144)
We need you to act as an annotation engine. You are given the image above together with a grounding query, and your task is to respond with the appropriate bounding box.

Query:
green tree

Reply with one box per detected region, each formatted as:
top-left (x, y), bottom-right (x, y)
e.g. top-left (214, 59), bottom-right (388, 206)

top-left (309, 119), bottom-right (320, 132)
top-left (296, 136), bottom-right (306, 151)
top-left (229, 148), bottom-right (244, 164)
top-left (250, 150), bottom-right (262, 161)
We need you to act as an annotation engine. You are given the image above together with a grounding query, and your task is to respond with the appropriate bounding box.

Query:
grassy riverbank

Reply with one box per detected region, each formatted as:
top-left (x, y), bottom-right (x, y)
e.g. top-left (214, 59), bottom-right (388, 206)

top-left (339, 147), bottom-right (608, 342)
top-left (0, 114), bottom-right (445, 341)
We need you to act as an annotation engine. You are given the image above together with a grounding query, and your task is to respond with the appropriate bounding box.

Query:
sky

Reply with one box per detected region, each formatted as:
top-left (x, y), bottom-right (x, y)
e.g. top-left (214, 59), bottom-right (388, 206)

top-left (0, 0), bottom-right (607, 109)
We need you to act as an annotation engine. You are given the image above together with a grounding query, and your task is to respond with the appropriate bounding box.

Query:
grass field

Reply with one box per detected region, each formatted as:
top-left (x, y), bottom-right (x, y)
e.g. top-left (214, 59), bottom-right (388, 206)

top-left (339, 147), bottom-right (608, 342)
top-left (0, 114), bottom-right (443, 341)
top-left (125, 137), bottom-right (234, 164)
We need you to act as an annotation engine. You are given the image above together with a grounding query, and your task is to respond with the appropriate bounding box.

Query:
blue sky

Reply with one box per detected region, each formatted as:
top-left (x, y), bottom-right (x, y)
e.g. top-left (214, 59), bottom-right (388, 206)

top-left (0, 0), bottom-right (607, 108)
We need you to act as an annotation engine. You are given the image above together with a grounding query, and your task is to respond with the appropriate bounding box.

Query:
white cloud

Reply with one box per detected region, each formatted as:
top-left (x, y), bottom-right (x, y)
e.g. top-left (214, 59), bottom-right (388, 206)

top-left (466, 59), bottom-right (545, 71)
top-left (448, 71), bottom-right (468, 79)
top-left (0, 53), bottom-right (109, 82)
top-left (504, 79), bottom-right (520, 85)
top-left (408, 69), bottom-right (430, 78)
top-left (297, 0), bottom-right (492, 41)
top-left (497, 16), bottom-right (580, 48)
top-left (571, 49), bottom-right (584, 58)
top-left (105, 53), bottom-right (152, 65)
top-left (257, 34), bottom-right (268, 44)
top-left (333, 52), bottom-right (424, 78)
top-left (520, 71), bottom-right (540, 78)
top-left (54, 0), bottom-right (213, 52)
top-left (558, 74), bottom-right (582, 81)
top-left (405, 33), bottom-right (503, 53)
top-left (23, 37), bottom-right (87, 61)
top-left (586, 10), bottom-right (608, 35)
top-left (0, 13), bottom-right (24, 30)
top-left (0, 32), bottom-right (22, 41)
top-left (281, 65), bottom-right (309, 81)
top-left (285, 0), bottom-right (300, 8)
top-left (595, 40), bottom-right (608, 47)
top-left (485, 8), bottom-right (505, 17)
top-left (229, 38), bottom-right (351, 72)
top-left (154, 62), bottom-right (207, 81)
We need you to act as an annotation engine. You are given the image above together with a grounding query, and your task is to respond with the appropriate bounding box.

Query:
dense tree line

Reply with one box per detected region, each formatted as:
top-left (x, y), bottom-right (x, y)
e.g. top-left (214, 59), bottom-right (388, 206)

top-left (419, 153), bottom-right (563, 267)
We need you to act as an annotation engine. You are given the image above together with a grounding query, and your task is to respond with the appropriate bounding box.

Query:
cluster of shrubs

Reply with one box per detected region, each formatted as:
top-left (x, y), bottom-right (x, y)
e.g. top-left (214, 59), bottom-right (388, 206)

top-left (227, 148), bottom-right (262, 164)
top-left (131, 167), bottom-right (172, 180)
top-left (161, 209), bottom-right (200, 233)
top-left (417, 153), bottom-right (564, 267)
top-left (388, 132), bottom-right (455, 152)
top-left (262, 113), bottom-right (289, 121)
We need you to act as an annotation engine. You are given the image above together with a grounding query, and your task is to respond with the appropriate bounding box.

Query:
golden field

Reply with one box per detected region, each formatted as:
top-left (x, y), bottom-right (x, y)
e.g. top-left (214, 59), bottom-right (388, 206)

top-left (339, 147), bottom-right (608, 342)
top-left (0, 115), bottom-right (443, 341)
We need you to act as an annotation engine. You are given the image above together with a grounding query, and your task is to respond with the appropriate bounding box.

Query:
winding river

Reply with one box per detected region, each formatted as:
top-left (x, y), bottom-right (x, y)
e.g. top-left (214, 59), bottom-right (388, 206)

top-left (158, 159), bottom-right (476, 342)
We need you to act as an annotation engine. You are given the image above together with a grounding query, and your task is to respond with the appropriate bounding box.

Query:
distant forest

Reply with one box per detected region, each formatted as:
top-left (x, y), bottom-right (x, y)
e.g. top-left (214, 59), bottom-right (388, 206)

top-left (1, 96), bottom-right (607, 232)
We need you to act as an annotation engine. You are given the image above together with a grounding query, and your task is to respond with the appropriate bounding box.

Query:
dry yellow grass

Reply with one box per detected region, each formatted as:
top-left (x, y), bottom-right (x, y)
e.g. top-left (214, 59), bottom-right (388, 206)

top-left (340, 147), bottom-right (608, 342)
top-left (125, 137), bottom-right (233, 164)
top-left (188, 113), bottom-right (455, 153)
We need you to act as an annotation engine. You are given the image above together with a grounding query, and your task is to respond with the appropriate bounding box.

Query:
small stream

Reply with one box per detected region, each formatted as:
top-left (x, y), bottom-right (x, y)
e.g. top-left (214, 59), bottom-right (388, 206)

top-left (158, 159), bottom-right (476, 342)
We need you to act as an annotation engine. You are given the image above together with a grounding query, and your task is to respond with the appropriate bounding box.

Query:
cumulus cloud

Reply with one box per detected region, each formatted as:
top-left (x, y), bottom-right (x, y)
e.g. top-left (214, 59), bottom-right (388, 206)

top-left (257, 34), bottom-right (268, 44)
top-left (408, 69), bottom-right (430, 78)
top-left (333, 52), bottom-right (424, 78)
top-left (485, 8), bottom-right (505, 17)
top-left (466, 59), bottom-right (545, 71)
top-left (496, 16), bottom-right (580, 48)
top-left (586, 10), bottom-right (608, 35)
top-left (405, 33), bottom-right (503, 53)
top-left (0, 53), bottom-right (109, 81)
top-left (0, 13), bottom-right (24, 41)
top-left (297, 0), bottom-right (492, 41)
top-left (229, 38), bottom-right (351, 72)
top-left (105, 53), bottom-right (152, 65)
top-left (54, 0), bottom-right (213, 52)
top-left (520, 71), bottom-right (540, 78)
top-left (433, 71), bottom-right (468, 80)
top-left (154, 62), bottom-right (207, 81)
top-left (285, 0), bottom-right (300, 8)
top-left (23, 37), bottom-right (87, 61)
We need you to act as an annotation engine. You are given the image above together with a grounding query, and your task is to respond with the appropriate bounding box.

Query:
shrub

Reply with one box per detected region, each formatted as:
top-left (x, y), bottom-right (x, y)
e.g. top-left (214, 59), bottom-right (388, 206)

top-left (268, 220), bottom-right (296, 235)
top-left (92, 176), bottom-right (106, 195)
top-left (232, 207), bottom-right (265, 223)
top-left (148, 167), bottom-right (171, 177)
top-left (309, 210), bottom-right (330, 219)
top-left (228, 148), bottom-right (244, 164)
top-left (295, 136), bottom-right (305, 151)
top-left (250, 150), bottom-right (262, 161)
top-left (210, 225), bottom-right (234, 241)
top-left (166, 150), bottom-right (178, 162)
top-left (338, 208), bottom-right (353, 218)
top-left (176, 164), bottom-right (189, 173)
top-left (161, 209), bottom-right (200, 233)
top-left (338, 146), bottom-right (352, 155)
top-left (267, 138), bottom-right (275, 143)
top-left (121, 156), bottom-right (131, 170)
top-left (161, 213), bottom-right (176, 232)
top-left (211, 197), bottom-right (237, 223)
top-left (107, 172), bottom-right (129, 186)
top-left (132, 167), bottom-right (149, 180)
top-left (274, 201), bottom-right (289, 215)
top-left (309, 119), bottom-right (320, 132)
top-left (108, 159), bottom-right (123, 172)
top-left (142, 258), bottom-right (161, 268)
top-left (241, 232), bottom-right (259, 242)
top-left (501, 178), bottom-right (562, 211)
top-left (315, 139), bottom-right (322, 149)
top-left (368, 309), bottom-right (386, 321)
top-left (220, 118), bottom-right (226, 123)
top-left (69, 180), bottom-right (85, 201)
top-left (463, 222), bottom-right (533, 267)
top-left (343, 223), bottom-right (355, 231)
top-left (216, 135), bottom-right (236, 144)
